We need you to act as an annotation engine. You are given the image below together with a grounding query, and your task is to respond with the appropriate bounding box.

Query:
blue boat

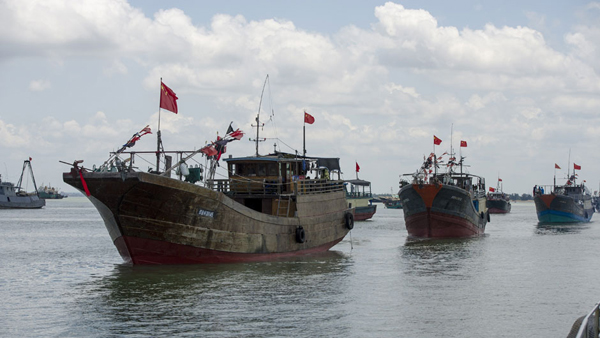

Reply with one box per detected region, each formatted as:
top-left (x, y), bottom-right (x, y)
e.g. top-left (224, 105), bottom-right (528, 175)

top-left (534, 182), bottom-right (594, 224)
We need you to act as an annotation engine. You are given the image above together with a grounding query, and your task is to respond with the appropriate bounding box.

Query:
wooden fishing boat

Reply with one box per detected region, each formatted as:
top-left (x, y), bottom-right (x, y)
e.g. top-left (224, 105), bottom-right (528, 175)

top-left (399, 149), bottom-right (488, 238)
top-left (534, 163), bottom-right (594, 224)
top-left (534, 184), bottom-right (594, 223)
top-left (62, 80), bottom-right (352, 264)
top-left (486, 180), bottom-right (511, 214)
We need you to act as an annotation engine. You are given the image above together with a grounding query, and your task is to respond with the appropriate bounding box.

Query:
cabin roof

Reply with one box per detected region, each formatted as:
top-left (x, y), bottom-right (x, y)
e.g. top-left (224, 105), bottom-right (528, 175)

top-left (345, 179), bottom-right (371, 186)
top-left (224, 151), bottom-right (341, 170)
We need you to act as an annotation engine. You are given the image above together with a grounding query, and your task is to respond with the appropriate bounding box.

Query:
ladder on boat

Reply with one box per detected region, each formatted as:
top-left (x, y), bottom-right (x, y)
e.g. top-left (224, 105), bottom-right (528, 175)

top-left (276, 194), bottom-right (293, 217)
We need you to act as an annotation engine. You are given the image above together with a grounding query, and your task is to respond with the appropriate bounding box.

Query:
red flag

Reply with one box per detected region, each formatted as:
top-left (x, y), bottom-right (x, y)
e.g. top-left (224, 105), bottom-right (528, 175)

top-left (489, 187), bottom-right (495, 192)
top-left (356, 162), bottom-right (360, 173)
top-left (304, 111), bottom-right (315, 124)
top-left (200, 145), bottom-right (218, 157)
top-left (159, 81), bottom-right (178, 114)
top-left (574, 163), bottom-right (581, 170)
top-left (228, 129), bottom-right (244, 140)
top-left (460, 140), bottom-right (467, 147)
top-left (498, 178), bottom-right (502, 182)
top-left (555, 163), bottom-right (561, 169)
top-left (433, 135), bottom-right (442, 145)
top-left (29, 157), bottom-right (32, 161)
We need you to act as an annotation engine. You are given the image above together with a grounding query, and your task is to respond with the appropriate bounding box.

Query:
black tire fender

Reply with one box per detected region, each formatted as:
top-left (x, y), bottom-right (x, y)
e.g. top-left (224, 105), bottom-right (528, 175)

top-left (295, 226), bottom-right (306, 243)
top-left (345, 212), bottom-right (354, 230)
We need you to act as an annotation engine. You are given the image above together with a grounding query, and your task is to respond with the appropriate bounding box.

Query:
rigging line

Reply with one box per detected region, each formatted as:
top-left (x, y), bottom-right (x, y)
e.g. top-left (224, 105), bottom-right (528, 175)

top-left (264, 138), bottom-right (296, 153)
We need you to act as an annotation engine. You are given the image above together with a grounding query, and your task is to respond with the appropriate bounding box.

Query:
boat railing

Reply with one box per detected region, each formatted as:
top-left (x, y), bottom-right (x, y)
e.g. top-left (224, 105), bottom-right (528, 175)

top-left (346, 191), bottom-right (373, 198)
top-left (208, 178), bottom-right (345, 196)
top-left (572, 302), bottom-right (600, 338)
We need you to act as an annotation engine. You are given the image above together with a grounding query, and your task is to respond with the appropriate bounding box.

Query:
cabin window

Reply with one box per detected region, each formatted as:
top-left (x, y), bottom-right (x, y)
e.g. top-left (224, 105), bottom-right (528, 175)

top-left (236, 164), bottom-right (244, 175)
top-left (257, 164), bottom-right (266, 176)
top-left (267, 164), bottom-right (278, 176)
top-left (230, 164), bottom-right (236, 175)
top-left (246, 164), bottom-right (256, 176)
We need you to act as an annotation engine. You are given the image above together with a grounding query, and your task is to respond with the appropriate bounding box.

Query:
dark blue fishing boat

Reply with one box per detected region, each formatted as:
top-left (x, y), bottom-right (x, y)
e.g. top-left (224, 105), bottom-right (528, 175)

top-left (534, 162), bottom-right (594, 224)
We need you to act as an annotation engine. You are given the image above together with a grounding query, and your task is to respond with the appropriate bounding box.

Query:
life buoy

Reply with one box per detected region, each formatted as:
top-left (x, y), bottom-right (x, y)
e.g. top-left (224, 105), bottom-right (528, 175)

top-left (295, 226), bottom-right (306, 243)
top-left (345, 213), bottom-right (354, 230)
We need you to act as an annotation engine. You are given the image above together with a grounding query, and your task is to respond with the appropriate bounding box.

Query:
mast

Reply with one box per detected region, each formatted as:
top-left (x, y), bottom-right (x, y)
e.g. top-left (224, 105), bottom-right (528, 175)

top-left (252, 75), bottom-right (269, 156)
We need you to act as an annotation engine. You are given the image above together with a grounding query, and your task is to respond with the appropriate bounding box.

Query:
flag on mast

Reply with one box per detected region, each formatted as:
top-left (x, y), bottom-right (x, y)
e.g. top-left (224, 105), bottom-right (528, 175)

top-left (356, 162), bottom-right (360, 173)
top-left (159, 82), bottom-right (178, 114)
top-left (574, 163), bottom-right (581, 170)
top-left (555, 163), bottom-right (561, 169)
top-left (433, 135), bottom-right (442, 145)
top-left (460, 140), bottom-right (467, 147)
top-left (304, 111), bottom-right (315, 124)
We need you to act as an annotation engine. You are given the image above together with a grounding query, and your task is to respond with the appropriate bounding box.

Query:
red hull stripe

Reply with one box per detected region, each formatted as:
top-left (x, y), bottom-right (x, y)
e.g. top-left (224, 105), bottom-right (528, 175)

top-left (405, 210), bottom-right (484, 238)
top-left (114, 236), bottom-right (344, 265)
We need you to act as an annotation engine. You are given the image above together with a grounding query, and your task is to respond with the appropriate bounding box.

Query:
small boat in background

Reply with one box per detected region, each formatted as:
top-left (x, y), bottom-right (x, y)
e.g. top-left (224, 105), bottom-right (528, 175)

top-left (381, 196), bottom-right (402, 209)
top-left (534, 163), bottom-right (594, 224)
top-left (0, 159), bottom-right (45, 209)
top-left (37, 185), bottom-right (67, 199)
top-left (345, 179), bottom-right (377, 221)
top-left (486, 178), bottom-right (511, 214)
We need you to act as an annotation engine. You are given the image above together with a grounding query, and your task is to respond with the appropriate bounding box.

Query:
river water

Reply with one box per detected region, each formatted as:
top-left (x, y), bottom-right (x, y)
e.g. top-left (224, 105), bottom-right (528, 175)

top-left (1, 198), bottom-right (598, 337)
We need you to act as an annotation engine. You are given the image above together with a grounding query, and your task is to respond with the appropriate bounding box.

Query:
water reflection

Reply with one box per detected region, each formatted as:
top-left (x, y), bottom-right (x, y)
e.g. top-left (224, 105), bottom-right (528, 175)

top-left (535, 222), bottom-right (590, 235)
top-left (68, 251), bottom-right (354, 337)
top-left (400, 237), bottom-right (485, 279)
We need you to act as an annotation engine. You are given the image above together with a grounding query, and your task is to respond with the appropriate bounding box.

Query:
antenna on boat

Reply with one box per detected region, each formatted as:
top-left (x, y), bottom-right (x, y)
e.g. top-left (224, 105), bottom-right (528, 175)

top-left (251, 75), bottom-right (269, 156)
top-left (567, 148), bottom-right (571, 180)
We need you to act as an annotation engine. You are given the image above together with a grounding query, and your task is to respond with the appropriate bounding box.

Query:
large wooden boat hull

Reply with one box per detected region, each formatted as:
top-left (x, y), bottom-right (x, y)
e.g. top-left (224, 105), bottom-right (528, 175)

top-left (399, 183), bottom-right (487, 238)
top-left (0, 195), bottom-right (45, 209)
top-left (486, 199), bottom-right (511, 214)
top-left (534, 194), bottom-right (594, 223)
top-left (63, 169), bottom-right (351, 264)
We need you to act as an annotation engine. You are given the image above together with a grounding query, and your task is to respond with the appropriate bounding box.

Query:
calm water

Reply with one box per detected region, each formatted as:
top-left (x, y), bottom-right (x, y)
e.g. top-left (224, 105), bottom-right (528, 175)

top-left (1, 198), bottom-right (599, 337)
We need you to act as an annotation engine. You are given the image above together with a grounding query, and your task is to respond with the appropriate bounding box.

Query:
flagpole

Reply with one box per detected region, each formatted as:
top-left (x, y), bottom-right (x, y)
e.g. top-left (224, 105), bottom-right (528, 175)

top-left (303, 124), bottom-right (305, 157)
top-left (156, 77), bottom-right (162, 172)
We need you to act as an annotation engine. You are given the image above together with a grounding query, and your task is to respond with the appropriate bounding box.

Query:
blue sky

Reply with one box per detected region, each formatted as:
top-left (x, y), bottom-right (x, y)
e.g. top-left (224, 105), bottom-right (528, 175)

top-left (1, 0), bottom-right (600, 194)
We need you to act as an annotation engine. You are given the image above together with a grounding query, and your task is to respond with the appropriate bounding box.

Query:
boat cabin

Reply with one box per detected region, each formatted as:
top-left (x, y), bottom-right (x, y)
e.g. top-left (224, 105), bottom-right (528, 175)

top-left (208, 152), bottom-right (344, 217)
top-left (345, 179), bottom-right (372, 199)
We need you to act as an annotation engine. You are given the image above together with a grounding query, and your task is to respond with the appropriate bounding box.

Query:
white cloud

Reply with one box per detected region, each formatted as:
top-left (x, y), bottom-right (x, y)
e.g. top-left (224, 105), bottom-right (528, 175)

top-left (29, 79), bottom-right (51, 91)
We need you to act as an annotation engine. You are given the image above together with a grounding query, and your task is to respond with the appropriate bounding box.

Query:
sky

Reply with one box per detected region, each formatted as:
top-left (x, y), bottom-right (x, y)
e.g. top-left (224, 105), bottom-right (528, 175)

top-left (1, 0), bottom-right (600, 195)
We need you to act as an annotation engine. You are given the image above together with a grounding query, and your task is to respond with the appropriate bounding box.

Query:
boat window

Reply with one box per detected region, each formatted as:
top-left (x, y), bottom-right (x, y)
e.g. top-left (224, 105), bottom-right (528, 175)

top-left (246, 164), bottom-right (256, 176)
top-left (236, 164), bottom-right (244, 175)
top-left (230, 164), bottom-right (236, 175)
top-left (257, 164), bottom-right (266, 176)
top-left (267, 164), bottom-right (278, 176)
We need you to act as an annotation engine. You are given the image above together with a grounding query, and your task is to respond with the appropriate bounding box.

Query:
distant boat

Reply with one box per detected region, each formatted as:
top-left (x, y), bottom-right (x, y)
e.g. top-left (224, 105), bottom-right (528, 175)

top-left (345, 179), bottom-right (377, 221)
top-left (399, 149), bottom-right (488, 238)
top-left (486, 179), bottom-right (511, 214)
top-left (0, 159), bottom-right (45, 209)
top-left (381, 196), bottom-right (402, 209)
top-left (37, 185), bottom-right (67, 199)
top-left (534, 182), bottom-right (594, 224)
